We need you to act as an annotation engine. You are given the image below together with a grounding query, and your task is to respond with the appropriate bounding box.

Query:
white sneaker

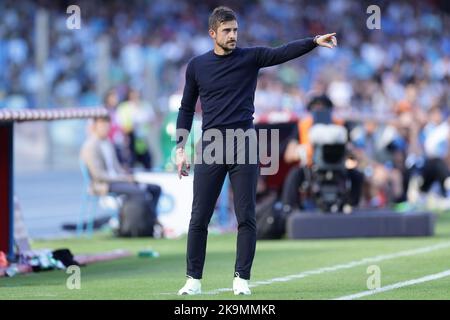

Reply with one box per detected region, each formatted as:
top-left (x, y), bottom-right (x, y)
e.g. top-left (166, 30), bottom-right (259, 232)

top-left (177, 276), bottom-right (201, 295)
top-left (233, 276), bottom-right (251, 295)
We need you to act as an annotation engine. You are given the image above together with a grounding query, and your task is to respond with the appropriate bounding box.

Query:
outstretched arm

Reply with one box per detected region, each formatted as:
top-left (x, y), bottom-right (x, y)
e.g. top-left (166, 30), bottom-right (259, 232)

top-left (254, 33), bottom-right (337, 68)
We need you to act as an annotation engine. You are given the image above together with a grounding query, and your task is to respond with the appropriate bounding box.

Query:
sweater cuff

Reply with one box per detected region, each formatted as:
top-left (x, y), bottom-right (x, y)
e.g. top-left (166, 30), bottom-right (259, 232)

top-left (312, 35), bottom-right (320, 47)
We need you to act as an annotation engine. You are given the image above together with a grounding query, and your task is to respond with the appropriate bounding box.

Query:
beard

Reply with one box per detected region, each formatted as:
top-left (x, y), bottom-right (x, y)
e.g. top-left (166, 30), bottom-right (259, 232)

top-left (218, 40), bottom-right (236, 53)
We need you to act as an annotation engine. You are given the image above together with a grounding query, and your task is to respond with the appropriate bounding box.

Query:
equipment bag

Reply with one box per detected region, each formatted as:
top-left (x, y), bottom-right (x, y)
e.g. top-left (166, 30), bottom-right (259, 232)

top-left (256, 193), bottom-right (288, 240)
top-left (118, 195), bottom-right (156, 237)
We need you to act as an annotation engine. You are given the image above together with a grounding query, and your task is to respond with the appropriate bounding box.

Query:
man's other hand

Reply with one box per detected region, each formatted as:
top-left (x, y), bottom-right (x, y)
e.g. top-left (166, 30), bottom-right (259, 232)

top-left (176, 147), bottom-right (191, 179)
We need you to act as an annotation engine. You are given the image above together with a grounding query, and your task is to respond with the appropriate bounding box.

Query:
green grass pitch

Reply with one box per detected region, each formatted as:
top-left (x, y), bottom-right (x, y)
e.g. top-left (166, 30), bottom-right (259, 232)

top-left (1, 212), bottom-right (450, 300)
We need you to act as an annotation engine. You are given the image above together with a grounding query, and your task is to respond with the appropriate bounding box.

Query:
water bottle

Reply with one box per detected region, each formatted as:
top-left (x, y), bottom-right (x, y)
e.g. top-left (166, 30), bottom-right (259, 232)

top-left (138, 250), bottom-right (160, 258)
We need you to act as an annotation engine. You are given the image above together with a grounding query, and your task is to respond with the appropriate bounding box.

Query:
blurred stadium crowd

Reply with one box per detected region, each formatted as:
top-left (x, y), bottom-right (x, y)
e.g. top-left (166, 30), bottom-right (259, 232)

top-left (1, 0), bottom-right (449, 111)
top-left (1, 0), bottom-right (450, 209)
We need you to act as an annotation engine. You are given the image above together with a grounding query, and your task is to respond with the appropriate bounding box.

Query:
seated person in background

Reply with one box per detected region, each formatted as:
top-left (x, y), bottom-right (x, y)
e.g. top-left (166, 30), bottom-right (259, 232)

top-left (419, 105), bottom-right (450, 197)
top-left (80, 115), bottom-right (162, 216)
top-left (281, 95), bottom-right (364, 211)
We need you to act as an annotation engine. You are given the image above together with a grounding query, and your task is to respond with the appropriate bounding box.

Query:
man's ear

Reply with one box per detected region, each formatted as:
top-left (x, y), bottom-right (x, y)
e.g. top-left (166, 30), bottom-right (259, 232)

top-left (208, 29), bottom-right (216, 39)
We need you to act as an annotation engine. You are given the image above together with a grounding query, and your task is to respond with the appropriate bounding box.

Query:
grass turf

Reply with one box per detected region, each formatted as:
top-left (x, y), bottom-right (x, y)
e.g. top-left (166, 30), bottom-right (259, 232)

top-left (1, 212), bottom-right (450, 300)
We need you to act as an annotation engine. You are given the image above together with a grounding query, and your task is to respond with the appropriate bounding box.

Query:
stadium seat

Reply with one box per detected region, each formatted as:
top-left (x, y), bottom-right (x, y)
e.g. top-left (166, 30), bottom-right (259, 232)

top-left (77, 160), bottom-right (121, 237)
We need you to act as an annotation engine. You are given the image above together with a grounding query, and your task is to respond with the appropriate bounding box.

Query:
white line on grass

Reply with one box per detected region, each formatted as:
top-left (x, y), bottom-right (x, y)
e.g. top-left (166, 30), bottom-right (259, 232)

top-left (203, 242), bottom-right (450, 295)
top-left (162, 241), bottom-right (450, 296)
top-left (334, 269), bottom-right (450, 300)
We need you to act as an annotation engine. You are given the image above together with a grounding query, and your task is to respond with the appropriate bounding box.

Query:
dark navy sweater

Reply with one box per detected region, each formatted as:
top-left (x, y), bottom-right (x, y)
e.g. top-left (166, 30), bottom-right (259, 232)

top-left (176, 37), bottom-right (317, 145)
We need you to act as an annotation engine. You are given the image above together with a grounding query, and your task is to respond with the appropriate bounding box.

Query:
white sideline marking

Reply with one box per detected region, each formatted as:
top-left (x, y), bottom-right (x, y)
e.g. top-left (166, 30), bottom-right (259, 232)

top-left (201, 242), bottom-right (450, 295)
top-left (162, 242), bottom-right (450, 296)
top-left (334, 269), bottom-right (450, 300)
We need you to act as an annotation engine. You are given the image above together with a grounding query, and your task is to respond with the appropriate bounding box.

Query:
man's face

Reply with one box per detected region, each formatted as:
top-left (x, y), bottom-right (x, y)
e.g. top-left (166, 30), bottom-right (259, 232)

top-left (210, 20), bottom-right (238, 52)
top-left (94, 119), bottom-right (111, 139)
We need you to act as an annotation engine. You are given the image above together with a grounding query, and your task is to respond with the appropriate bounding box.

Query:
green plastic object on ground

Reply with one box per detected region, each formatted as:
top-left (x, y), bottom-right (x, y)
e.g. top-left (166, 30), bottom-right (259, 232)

top-left (138, 250), bottom-right (160, 258)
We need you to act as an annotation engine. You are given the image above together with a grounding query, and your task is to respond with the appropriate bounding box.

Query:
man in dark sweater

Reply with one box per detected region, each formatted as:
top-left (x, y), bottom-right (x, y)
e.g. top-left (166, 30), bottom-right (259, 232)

top-left (176, 6), bottom-right (337, 295)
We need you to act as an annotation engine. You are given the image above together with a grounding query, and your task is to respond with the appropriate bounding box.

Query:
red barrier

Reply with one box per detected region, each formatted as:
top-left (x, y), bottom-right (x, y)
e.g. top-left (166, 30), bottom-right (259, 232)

top-left (0, 108), bottom-right (108, 260)
top-left (0, 123), bottom-right (13, 258)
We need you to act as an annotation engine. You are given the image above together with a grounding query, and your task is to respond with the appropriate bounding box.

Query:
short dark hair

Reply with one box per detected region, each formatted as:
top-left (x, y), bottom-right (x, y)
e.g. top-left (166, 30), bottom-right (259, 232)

top-left (94, 114), bottom-right (111, 123)
top-left (208, 6), bottom-right (237, 31)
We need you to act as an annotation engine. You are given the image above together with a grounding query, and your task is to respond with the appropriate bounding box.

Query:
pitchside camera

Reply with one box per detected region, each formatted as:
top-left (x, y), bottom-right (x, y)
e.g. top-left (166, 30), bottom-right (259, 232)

top-left (307, 123), bottom-right (349, 213)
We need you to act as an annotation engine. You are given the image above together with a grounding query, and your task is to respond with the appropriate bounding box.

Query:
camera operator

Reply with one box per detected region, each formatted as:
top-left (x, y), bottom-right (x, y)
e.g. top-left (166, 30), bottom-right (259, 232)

top-left (280, 94), bottom-right (364, 212)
